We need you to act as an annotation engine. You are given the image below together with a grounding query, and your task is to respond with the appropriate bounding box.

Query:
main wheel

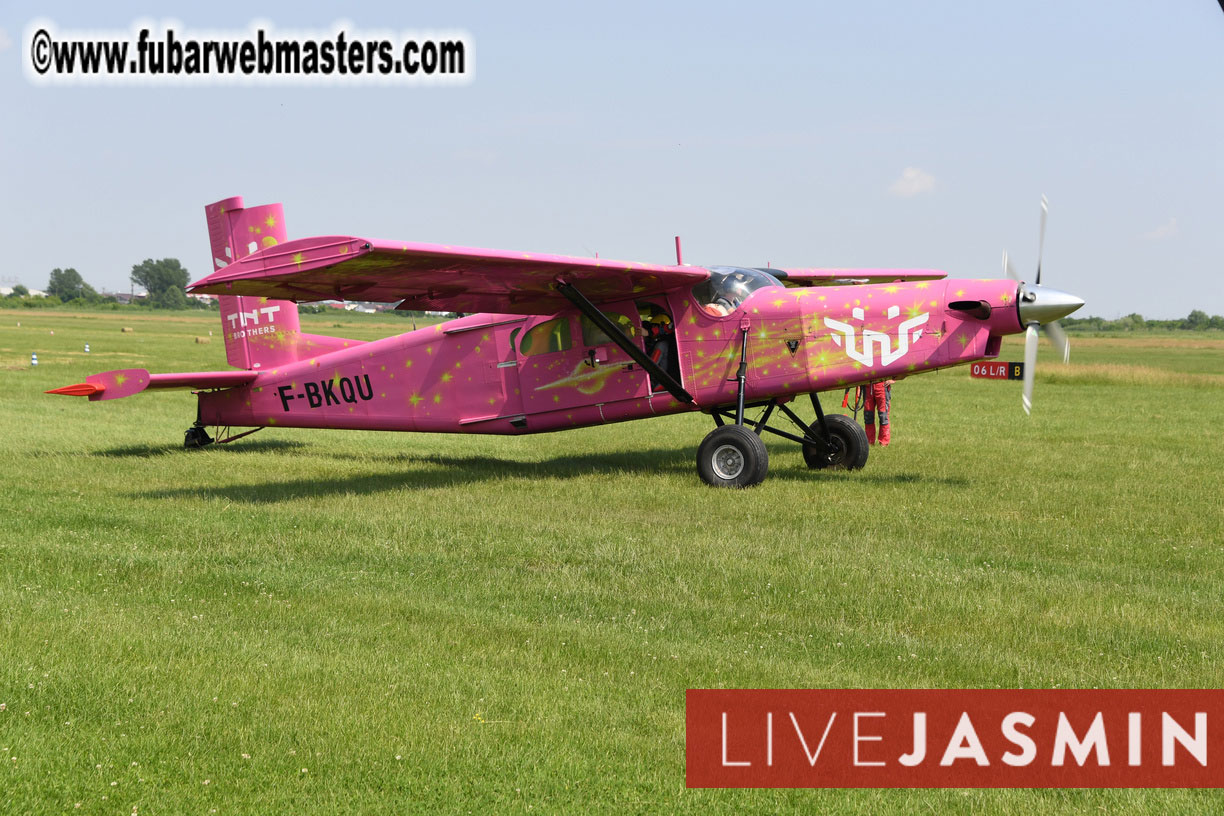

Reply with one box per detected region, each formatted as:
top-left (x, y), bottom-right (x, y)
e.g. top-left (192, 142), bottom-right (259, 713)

top-left (697, 424), bottom-right (769, 488)
top-left (802, 413), bottom-right (868, 471)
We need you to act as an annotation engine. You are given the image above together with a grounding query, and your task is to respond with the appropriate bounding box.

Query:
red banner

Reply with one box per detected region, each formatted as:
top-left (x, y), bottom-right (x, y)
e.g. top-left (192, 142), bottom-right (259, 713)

top-left (686, 690), bottom-right (1224, 788)
top-left (971, 361), bottom-right (1024, 380)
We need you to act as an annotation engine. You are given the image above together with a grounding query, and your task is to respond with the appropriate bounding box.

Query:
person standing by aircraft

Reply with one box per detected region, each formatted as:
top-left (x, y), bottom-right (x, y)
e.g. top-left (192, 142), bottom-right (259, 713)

top-left (844, 380), bottom-right (895, 446)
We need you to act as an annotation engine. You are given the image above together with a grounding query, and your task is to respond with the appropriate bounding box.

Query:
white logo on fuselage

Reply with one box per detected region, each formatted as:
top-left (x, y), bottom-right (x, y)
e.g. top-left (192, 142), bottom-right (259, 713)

top-left (825, 305), bottom-right (929, 367)
top-left (225, 305), bottom-right (281, 330)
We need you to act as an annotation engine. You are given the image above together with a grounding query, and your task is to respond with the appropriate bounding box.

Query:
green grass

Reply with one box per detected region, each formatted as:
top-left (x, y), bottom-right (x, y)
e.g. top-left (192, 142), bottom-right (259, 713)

top-left (2, 311), bottom-right (1223, 814)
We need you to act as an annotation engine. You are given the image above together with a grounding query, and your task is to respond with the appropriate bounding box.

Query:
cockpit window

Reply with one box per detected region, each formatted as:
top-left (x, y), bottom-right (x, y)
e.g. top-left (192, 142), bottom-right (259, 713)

top-left (691, 266), bottom-right (783, 317)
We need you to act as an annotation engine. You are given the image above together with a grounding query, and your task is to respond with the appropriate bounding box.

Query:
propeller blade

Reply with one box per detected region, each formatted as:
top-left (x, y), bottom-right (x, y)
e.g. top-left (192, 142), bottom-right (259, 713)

top-left (1022, 323), bottom-right (1038, 415)
top-left (1035, 194), bottom-right (1048, 285)
top-left (1003, 250), bottom-right (1021, 282)
top-left (1043, 319), bottom-right (1070, 364)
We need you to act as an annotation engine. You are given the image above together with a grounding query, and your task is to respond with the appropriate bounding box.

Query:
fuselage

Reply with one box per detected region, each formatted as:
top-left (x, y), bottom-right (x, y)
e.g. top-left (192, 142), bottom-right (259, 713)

top-left (198, 276), bottom-right (1025, 435)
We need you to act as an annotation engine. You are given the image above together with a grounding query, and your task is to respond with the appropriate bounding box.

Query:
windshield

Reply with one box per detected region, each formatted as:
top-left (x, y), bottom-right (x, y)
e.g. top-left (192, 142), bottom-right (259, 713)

top-left (691, 266), bottom-right (783, 316)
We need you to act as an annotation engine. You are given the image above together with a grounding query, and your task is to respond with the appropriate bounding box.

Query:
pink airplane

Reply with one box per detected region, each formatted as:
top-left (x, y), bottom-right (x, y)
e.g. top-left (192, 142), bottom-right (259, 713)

top-left (49, 195), bottom-right (1083, 487)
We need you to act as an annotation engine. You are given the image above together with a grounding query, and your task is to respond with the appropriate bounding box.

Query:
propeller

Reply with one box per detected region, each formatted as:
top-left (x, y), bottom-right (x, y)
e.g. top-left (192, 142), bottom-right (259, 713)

top-left (1022, 323), bottom-right (1038, 415)
top-left (1035, 194), bottom-right (1047, 285)
top-left (1002, 196), bottom-right (1080, 415)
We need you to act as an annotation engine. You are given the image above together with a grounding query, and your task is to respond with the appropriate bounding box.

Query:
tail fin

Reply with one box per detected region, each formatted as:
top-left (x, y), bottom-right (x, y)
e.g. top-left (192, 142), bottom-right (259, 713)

top-left (205, 197), bottom-right (356, 370)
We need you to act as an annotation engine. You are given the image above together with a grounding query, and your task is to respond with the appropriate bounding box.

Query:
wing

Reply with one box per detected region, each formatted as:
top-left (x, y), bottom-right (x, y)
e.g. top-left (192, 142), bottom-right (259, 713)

top-left (189, 236), bottom-right (711, 315)
top-left (773, 268), bottom-right (947, 287)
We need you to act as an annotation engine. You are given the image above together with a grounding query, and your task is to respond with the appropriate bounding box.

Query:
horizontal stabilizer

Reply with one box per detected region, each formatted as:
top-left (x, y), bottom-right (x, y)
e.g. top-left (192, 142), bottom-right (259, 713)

top-left (47, 368), bottom-right (258, 401)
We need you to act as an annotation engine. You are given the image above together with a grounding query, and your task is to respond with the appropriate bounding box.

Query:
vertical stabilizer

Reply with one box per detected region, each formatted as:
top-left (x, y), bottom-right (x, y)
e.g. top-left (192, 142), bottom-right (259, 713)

top-left (205, 197), bottom-right (356, 370)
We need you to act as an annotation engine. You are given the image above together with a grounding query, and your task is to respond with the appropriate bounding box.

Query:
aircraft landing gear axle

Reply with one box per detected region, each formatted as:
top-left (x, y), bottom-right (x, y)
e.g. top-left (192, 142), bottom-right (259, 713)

top-left (698, 393), bottom-right (868, 488)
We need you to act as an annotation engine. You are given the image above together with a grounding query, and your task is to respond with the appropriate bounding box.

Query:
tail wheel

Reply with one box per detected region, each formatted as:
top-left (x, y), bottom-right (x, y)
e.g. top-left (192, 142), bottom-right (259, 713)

top-left (697, 425), bottom-right (769, 488)
top-left (184, 424), bottom-right (214, 449)
top-left (802, 413), bottom-right (868, 471)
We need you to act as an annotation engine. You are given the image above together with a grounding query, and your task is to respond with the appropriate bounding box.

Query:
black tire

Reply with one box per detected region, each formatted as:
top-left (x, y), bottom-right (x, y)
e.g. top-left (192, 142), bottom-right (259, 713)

top-left (183, 425), bottom-right (214, 449)
top-left (696, 424), bottom-right (769, 488)
top-left (802, 413), bottom-right (868, 471)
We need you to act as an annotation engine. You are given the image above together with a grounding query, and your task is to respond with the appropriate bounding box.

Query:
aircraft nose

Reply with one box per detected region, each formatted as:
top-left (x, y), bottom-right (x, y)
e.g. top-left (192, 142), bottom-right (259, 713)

top-left (1017, 284), bottom-right (1085, 325)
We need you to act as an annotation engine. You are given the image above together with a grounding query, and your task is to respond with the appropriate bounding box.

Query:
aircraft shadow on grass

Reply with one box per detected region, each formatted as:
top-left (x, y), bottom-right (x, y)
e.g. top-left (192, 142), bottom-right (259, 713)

top-left (96, 439), bottom-right (309, 458)
top-left (130, 445), bottom-right (967, 503)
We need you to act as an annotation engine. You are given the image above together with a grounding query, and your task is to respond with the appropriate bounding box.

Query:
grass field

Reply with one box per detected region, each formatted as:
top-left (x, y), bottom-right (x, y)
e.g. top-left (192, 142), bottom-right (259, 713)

top-left (2, 310), bottom-right (1223, 814)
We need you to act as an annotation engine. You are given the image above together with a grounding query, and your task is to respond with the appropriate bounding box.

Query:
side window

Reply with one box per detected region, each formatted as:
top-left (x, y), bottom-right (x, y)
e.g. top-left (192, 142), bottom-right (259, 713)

top-left (580, 312), bottom-right (636, 346)
top-left (519, 317), bottom-right (572, 356)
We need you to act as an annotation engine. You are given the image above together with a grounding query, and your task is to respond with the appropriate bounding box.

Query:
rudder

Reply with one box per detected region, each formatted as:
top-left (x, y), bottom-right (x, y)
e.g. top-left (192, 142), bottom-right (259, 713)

top-left (205, 196), bottom-right (355, 369)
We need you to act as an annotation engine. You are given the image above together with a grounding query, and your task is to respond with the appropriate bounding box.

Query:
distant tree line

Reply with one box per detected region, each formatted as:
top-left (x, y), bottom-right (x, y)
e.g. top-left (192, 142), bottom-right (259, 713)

top-left (1063, 310), bottom-right (1224, 332)
top-left (3, 259), bottom-right (214, 311)
top-left (130, 258), bottom-right (198, 310)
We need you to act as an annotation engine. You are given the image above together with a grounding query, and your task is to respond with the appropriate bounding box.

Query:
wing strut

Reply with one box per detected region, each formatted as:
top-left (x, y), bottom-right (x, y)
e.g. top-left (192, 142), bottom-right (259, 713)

top-left (555, 281), bottom-right (695, 405)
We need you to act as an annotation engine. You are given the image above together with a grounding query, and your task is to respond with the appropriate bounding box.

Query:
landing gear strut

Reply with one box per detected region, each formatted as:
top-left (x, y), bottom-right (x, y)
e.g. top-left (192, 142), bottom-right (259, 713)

top-left (695, 321), bottom-right (868, 486)
top-left (698, 386), bottom-right (869, 487)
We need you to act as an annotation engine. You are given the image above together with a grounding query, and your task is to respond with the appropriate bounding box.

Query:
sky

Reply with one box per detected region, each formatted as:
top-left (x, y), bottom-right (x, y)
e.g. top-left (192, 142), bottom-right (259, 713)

top-left (1, 1), bottom-right (1221, 319)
